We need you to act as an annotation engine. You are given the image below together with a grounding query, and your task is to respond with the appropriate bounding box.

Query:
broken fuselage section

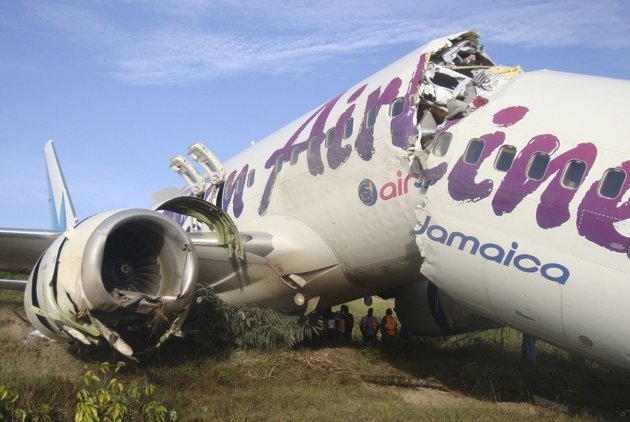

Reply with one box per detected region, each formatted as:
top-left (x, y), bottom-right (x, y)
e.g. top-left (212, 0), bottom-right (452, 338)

top-left (393, 32), bottom-right (521, 337)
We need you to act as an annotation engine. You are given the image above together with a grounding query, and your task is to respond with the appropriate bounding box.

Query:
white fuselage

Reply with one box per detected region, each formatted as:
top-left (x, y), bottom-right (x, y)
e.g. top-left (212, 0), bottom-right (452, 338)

top-left (176, 35), bottom-right (630, 369)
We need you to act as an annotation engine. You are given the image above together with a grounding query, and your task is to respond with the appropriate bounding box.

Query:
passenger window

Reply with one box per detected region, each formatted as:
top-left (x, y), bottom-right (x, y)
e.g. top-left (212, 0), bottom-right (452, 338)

top-left (235, 176), bottom-right (245, 194)
top-left (390, 97), bottom-right (405, 117)
top-left (432, 132), bottom-right (452, 157)
top-left (561, 160), bottom-right (587, 189)
top-left (495, 145), bottom-right (517, 172)
top-left (365, 106), bottom-right (377, 128)
top-left (463, 138), bottom-right (485, 165)
top-left (526, 152), bottom-right (550, 180)
top-left (223, 184), bottom-right (233, 202)
top-left (325, 128), bottom-right (335, 148)
top-left (274, 155), bottom-right (283, 173)
top-left (599, 168), bottom-right (626, 199)
top-left (307, 137), bottom-right (318, 157)
top-left (290, 146), bottom-right (299, 165)
top-left (247, 169), bottom-right (255, 187)
top-left (343, 117), bottom-right (354, 139)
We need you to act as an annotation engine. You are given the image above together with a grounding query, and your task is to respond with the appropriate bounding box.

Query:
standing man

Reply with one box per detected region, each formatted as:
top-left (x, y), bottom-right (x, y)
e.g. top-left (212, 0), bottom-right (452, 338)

top-left (334, 304), bottom-right (354, 341)
top-left (380, 308), bottom-right (399, 342)
top-left (359, 308), bottom-right (379, 343)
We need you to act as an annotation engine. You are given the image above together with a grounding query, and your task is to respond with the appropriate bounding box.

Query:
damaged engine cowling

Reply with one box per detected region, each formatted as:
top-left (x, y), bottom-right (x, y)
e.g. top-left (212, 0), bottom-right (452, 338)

top-left (24, 209), bottom-right (198, 357)
top-left (393, 279), bottom-right (498, 337)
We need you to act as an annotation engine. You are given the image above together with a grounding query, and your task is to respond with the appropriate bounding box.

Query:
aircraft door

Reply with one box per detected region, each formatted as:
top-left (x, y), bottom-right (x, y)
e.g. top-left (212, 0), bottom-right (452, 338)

top-left (188, 143), bottom-right (226, 206)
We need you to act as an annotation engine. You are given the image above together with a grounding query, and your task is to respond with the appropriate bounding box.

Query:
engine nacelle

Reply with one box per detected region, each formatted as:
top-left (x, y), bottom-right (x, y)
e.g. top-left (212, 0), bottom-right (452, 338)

top-left (24, 209), bottom-right (198, 356)
top-left (394, 280), bottom-right (498, 337)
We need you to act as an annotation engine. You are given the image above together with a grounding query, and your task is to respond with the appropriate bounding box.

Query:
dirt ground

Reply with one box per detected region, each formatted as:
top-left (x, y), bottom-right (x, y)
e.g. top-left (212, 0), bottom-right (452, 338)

top-left (0, 307), bottom-right (536, 414)
top-left (1, 300), bottom-right (624, 421)
top-left (0, 304), bottom-right (89, 381)
top-left (0, 306), bottom-right (30, 339)
top-left (280, 346), bottom-right (543, 416)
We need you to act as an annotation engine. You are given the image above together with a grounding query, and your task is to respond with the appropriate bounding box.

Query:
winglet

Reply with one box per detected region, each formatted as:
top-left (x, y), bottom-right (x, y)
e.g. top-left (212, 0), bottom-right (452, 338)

top-left (45, 140), bottom-right (78, 230)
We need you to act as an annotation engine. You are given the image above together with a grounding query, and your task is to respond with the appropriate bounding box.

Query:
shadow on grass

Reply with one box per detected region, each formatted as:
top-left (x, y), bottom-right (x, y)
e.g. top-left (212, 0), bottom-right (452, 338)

top-left (361, 333), bottom-right (630, 420)
top-left (67, 325), bottom-right (630, 421)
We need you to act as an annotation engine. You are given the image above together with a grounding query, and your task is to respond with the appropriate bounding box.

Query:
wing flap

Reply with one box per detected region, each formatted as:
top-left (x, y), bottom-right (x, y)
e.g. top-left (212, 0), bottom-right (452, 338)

top-left (0, 228), bottom-right (62, 274)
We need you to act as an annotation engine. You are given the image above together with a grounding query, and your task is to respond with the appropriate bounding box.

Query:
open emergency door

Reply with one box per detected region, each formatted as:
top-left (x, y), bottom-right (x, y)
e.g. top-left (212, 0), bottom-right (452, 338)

top-left (188, 142), bottom-right (226, 204)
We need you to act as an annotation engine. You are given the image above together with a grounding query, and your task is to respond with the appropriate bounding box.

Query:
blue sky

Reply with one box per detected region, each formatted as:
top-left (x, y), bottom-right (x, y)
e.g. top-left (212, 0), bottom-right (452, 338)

top-left (1, 0), bottom-right (629, 229)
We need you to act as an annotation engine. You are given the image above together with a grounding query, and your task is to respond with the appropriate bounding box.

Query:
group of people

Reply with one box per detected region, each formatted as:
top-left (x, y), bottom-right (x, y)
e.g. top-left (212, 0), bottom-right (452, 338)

top-left (331, 305), bottom-right (401, 343)
top-left (330, 304), bottom-right (538, 369)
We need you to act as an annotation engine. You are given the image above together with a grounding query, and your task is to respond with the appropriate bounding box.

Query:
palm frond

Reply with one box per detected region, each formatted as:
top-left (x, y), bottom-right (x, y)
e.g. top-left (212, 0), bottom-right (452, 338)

top-left (186, 285), bottom-right (323, 350)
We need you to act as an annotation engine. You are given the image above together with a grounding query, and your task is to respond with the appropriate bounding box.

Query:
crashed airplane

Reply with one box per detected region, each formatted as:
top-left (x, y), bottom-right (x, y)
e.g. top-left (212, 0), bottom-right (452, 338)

top-left (2, 31), bottom-right (630, 369)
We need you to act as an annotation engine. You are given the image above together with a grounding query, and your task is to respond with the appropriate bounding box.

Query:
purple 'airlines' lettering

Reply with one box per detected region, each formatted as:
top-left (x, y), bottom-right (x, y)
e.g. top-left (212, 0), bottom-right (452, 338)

top-left (425, 162), bottom-right (448, 186)
top-left (308, 91), bottom-right (353, 176)
top-left (355, 79), bottom-right (402, 160)
top-left (327, 85), bottom-right (366, 169)
top-left (259, 94), bottom-right (344, 215)
top-left (327, 104), bottom-right (355, 169)
top-left (492, 106), bottom-right (529, 127)
top-left (492, 135), bottom-right (597, 229)
top-left (446, 107), bottom-right (525, 202)
top-left (390, 54), bottom-right (426, 150)
top-left (442, 104), bottom-right (597, 230)
top-left (447, 131), bottom-right (505, 202)
top-left (222, 165), bottom-right (249, 218)
top-left (578, 160), bottom-right (630, 252)
top-left (258, 56), bottom-right (434, 215)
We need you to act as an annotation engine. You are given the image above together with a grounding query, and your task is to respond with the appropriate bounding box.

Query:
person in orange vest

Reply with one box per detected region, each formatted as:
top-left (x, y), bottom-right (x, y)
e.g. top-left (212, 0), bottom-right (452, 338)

top-left (380, 308), bottom-right (399, 342)
top-left (333, 304), bottom-right (354, 341)
top-left (359, 308), bottom-right (379, 343)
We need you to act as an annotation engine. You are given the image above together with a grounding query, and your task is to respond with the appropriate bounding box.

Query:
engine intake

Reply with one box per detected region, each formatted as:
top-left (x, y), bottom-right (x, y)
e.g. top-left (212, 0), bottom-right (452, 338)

top-left (394, 280), bottom-right (498, 337)
top-left (24, 209), bottom-right (198, 357)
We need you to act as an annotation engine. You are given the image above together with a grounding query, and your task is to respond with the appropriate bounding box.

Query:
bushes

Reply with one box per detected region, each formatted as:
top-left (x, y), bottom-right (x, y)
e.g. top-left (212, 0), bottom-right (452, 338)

top-left (186, 285), bottom-right (323, 350)
top-left (0, 384), bottom-right (52, 422)
top-left (75, 362), bottom-right (176, 422)
top-left (1, 363), bottom-right (175, 422)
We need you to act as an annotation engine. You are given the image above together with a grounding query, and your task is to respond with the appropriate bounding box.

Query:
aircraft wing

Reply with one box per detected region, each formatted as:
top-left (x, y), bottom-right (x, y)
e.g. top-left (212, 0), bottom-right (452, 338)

top-left (0, 278), bottom-right (28, 291)
top-left (0, 141), bottom-right (74, 284)
top-left (0, 228), bottom-right (62, 274)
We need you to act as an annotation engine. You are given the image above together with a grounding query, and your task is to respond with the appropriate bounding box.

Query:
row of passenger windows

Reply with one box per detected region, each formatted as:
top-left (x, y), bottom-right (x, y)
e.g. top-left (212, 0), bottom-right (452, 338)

top-left (237, 96), bottom-right (408, 190)
top-left (433, 132), bottom-right (627, 200)
top-left (280, 97), bottom-right (408, 170)
top-left (227, 169), bottom-right (256, 198)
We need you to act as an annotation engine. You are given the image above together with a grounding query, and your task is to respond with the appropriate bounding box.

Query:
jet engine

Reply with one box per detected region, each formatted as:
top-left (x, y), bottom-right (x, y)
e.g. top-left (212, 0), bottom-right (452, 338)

top-left (24, 208), bottom-right (198, 357)
top-left (393, 279), bottom-right (498, 337)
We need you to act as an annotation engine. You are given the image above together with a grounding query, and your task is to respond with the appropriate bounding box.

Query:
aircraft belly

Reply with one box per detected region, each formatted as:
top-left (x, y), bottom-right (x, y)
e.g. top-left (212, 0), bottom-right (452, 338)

top-left (417, 199), bottom-right (569, 347)
top-left (561, 261), bottom-right (630, 368)
top-left (485, 258), bottom-right (563, 341)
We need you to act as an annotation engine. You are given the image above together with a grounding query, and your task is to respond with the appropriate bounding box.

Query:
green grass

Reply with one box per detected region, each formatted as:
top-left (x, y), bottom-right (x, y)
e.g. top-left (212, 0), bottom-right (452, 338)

top-left (0, 326), bottom-right (627, 420)
top-left (0, 272), bottom-right (27, 280)
top-left (1, 294), bottom-right (630, 420)
top-left (334, 296), bottom-right (395, 341)
top-left (0, 272), bottom-right (26, 308)
top-left (130, 348), bottom-right (593, 421)
top-left (0, 290), bottom-right (22, 307)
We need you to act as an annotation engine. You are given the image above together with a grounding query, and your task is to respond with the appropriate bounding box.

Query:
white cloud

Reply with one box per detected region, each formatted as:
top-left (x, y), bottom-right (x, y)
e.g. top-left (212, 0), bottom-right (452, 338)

top-left (24, 0), bottom-right (630, 84)
top-left (466, 0), bottom-right (630, 49)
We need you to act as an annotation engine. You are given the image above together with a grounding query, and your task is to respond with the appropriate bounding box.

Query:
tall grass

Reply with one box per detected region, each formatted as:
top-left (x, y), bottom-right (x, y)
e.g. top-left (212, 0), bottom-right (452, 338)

top-left (1, 289), bottom-right (629, 420)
